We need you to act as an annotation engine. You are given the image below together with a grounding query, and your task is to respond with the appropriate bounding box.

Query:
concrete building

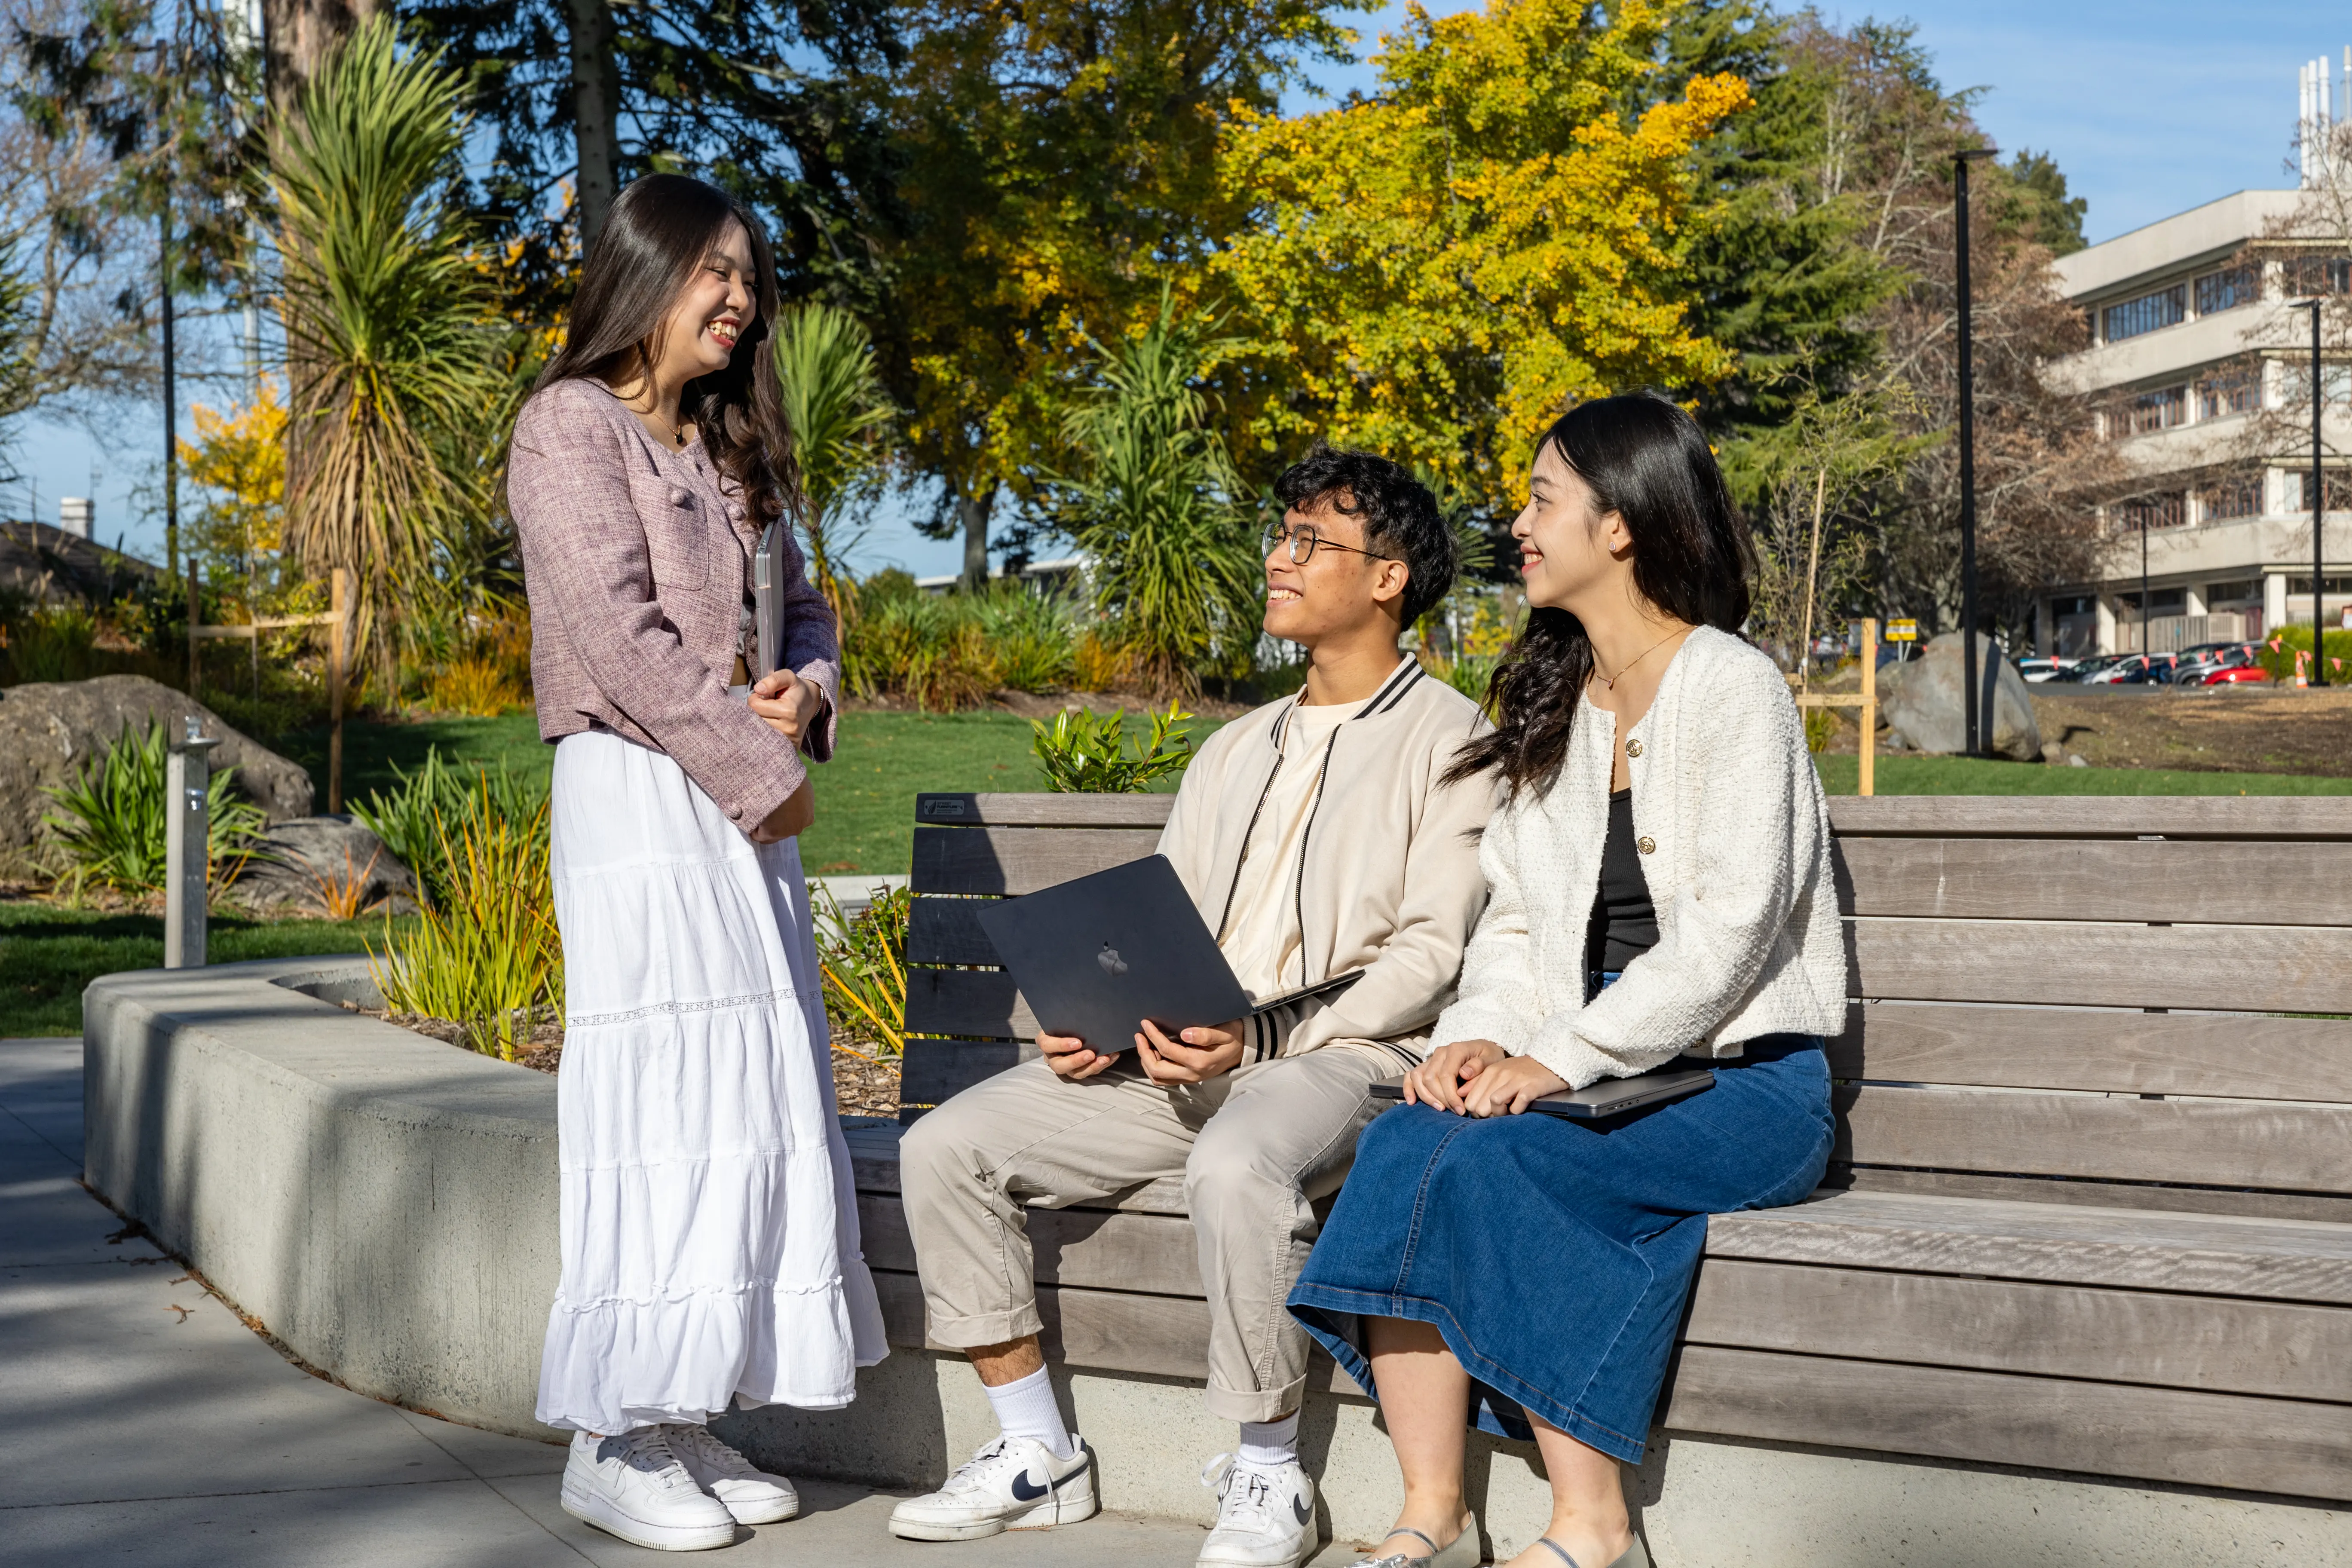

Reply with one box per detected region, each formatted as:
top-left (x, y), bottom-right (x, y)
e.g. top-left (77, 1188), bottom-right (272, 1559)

top-left (2040, 58), bottom-right (2352, 657)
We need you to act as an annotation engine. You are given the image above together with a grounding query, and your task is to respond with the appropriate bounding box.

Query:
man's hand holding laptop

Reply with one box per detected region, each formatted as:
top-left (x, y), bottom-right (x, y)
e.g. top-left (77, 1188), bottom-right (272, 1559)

top-left (1039, 1018), bottom-right (1246, 1084)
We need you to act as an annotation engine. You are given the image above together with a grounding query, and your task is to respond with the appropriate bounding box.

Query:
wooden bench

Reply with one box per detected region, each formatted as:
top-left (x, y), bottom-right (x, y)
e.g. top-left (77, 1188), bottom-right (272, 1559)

top-left (846, 792), bottom-right (2352, 1506)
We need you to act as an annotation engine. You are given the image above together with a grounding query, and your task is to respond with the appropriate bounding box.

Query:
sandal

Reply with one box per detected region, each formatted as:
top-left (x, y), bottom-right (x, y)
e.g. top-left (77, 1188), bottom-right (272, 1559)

top-left (1357, 1519), bottom-right (1483, 1567)
top-left (1529, 1533), bottom-right (1651, 1568)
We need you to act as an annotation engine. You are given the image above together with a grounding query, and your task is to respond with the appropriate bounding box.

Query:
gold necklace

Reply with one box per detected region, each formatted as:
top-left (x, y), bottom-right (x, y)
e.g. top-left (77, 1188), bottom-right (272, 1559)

top-left (1591, 628), bottom-right (1684, 691)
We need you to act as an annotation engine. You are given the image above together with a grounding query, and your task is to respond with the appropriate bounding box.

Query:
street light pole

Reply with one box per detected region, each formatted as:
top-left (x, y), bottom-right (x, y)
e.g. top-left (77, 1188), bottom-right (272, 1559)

top-left (1955, 147), bottom-right (1997, 753)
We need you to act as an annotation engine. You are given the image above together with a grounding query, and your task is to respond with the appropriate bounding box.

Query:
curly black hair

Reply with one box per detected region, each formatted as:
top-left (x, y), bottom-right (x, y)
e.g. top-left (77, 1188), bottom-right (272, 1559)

top-left (1445, 393), bottom-right (1754, 795)
top-left (1273, 447), bottom-right (1455, 630)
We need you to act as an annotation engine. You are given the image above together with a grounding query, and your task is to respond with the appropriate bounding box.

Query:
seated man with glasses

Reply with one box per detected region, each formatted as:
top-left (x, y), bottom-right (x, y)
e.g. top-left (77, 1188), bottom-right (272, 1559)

top-left (891, 450), bottom-right (1497, 1568)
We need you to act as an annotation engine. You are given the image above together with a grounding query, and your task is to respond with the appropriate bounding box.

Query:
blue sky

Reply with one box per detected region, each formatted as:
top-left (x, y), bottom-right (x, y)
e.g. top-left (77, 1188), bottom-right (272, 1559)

top-left (15, 1), bottom-right (2345, 577)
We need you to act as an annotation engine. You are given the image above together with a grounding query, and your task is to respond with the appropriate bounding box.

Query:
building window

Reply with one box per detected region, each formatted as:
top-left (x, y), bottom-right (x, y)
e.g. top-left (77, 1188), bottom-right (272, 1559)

top-left (2279, 364), bottom-right (2352, 407)
top-left (2196, 364), bottom-right (2257, 419)
top-left (2287, 256), bottom-right (2352, 297)
top-left (2292, 471), bottom-right (2352, 512)
top-left (2287, 575), bottom-right (2352, 595)
top-left (2119, 492), bottom-right (2187, 531)
top-left (2102, 284), bottom-right (2187, 342)
top-left (2117, 588), bottom-right (2188, 614)
top-left (2205, 579), bottom-right (2261, 604)
top-left (2125, 385), bottom-right (2188, 434)
top-left (2201, 473), bottom-right (2263, 521)
top-left (2052, 595), bottom-right (2096, 616)
top-left (2194, 266), bottom-right (2257, 315)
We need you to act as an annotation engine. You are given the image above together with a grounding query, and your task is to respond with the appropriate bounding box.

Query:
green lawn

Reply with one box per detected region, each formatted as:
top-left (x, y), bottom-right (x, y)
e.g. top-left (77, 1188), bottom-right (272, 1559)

top-left (1813, 755), bottom-right (2352, 796)
top-left (276, 712), bottom-right (550, 804)
top-left (0, 903), bottom-right (401, 1038)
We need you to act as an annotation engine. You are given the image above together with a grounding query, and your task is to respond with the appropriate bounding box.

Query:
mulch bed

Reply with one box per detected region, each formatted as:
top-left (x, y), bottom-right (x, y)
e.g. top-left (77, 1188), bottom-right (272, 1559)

top-left (367, 1004), bottom-right (900, 1115)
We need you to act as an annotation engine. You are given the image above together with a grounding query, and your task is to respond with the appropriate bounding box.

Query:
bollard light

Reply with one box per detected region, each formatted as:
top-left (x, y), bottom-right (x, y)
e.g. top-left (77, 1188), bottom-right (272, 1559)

top-left (164, 715), bottom-right (220, 970)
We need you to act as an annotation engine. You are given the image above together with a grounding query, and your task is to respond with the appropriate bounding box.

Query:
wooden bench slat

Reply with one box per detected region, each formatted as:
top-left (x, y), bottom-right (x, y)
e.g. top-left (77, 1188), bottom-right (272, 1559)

top-left (916, 793), bottom-right (1176, 828)
top-left (1829, 796), bottom-right (2352, 840)
top-left (906, 900), bottom-right (1004, 966)
top-left (1837, 1083), bottom-right (2352, 1195)
top-left (1838, 838), bottom-right (2352, 925)
top-left (905, 971), bottom-right (1033, 1041)
top-left (895, 1039), bottom-right (1028, 1112)
top-left (1688, 1259), bottom-right (2352, 1403)
top-left (1850, 918), bottom-right (2352, 1013)
top-left (1831, 1002), bottom-right (2352, 1104)
top-left (910, 826), bottom-right (1164, 896)
top-left (1830, 1165), bottom-right (2352, 1226)
top-left (1663, 1345), bottom-right (2352, 1502)
top-left (1706, 1189), bottom-right (2352, 1303)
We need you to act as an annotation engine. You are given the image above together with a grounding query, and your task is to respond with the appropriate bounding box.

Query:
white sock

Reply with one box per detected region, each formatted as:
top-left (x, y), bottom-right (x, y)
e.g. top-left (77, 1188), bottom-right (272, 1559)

top-left (983, 1365), bottom-right (1075, 1459)
top-left (1237, 1410), bottom-right (1301, 1469)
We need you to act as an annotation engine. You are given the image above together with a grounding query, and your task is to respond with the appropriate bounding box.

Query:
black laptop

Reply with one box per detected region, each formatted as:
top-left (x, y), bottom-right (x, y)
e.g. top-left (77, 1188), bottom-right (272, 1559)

top-left (974, 855), bottom-right (1359, 1054)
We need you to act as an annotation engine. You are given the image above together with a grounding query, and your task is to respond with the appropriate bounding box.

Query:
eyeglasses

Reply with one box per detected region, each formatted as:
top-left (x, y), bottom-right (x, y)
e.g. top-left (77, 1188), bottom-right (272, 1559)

top-left (1262, 523), bottom-right (1400, 566)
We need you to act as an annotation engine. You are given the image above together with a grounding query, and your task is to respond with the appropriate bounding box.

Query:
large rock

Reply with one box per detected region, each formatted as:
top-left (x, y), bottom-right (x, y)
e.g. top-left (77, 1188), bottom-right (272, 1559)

top-left (233, 815), bottom-right (417, 916)
top-left (0, 676), bottom-right (316, 861)
top-left (1879, 632), bottom-right (2042, 761)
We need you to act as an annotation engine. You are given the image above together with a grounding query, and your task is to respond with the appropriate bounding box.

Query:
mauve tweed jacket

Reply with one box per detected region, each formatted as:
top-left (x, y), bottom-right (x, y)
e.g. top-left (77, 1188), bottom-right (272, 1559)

top-left (508, 377), bottom-right (840, 832)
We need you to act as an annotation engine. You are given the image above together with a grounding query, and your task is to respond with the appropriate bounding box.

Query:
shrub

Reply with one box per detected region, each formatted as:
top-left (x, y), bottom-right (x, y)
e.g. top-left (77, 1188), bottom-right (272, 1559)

top-left (1803, 705), bottom-right (1839, 754)
top-left (975, 586), bottom-right (1078, 693)
top-left (40, 720), bottom-right (267, 895)
top-left (369, 787), bottom-right (561, 1062)
top-left (1032, 703), bottom-right (1194, 793)
top-left (349, 746), bottom-right (550, 906)
top-left (426, 655), bottom-right (522, 715)
top-left (2257, 625), bottom-right (2352, 683)
top-left (6, 604), bottom-right (101, 683)
top-left (813, 882), bottom-right (910, 1058)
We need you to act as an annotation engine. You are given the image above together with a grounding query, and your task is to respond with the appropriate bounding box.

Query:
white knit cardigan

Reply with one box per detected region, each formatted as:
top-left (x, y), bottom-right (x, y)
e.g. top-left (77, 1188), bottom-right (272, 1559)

top-left (1431, 625), bottom-right (1846, 1091)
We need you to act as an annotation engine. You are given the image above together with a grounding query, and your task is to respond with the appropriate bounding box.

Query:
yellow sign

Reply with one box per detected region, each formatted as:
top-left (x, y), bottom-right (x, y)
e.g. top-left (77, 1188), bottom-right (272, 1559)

top-left (1885, 618), bottom-right (1918, 642)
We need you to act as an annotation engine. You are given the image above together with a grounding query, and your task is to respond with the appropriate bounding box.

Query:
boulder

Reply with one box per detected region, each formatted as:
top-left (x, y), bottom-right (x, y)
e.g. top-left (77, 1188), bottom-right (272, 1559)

top-left (233, 816), bottom-right (417, 916)
top-left (0, 676), bottom-right (315, 862)
top-left (1877, 632), bottom-right (2042, 761)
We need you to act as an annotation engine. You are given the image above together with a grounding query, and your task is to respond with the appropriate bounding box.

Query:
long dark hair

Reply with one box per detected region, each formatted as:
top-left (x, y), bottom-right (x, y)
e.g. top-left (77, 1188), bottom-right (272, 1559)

top-left (1448, 392), bottom-right (1753, 795)
top-left (535, 174), bottom-right (802, 527)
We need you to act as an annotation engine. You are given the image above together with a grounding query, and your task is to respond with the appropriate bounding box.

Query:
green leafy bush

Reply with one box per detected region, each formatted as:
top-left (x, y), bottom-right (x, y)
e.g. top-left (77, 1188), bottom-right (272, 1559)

top-left (813, 882), bottom-right (910, 1058)
top-left (2256, 625), bottom-right (2352, 683)
top-left (350, 745), bottom-right (550, 906)
top-left (40, 720), bottom-right (266, 894)
top-left (369, 787), bottom-right (561, 1061)
top-left (6, 605), bottom-right (101, 683)
top-left (842, 576), bottom-right (1084, 709)
top-left (1031, 703), bottom-right (1193, 793)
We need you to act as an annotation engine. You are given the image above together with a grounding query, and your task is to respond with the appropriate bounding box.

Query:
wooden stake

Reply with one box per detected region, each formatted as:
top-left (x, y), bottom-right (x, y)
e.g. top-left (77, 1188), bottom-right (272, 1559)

top-left (186, 560), bottom-right (200, 697)
top-left (1859, 617), bottom-right (1877, 799)
top-left (329, 568), bottom-right (348, 815)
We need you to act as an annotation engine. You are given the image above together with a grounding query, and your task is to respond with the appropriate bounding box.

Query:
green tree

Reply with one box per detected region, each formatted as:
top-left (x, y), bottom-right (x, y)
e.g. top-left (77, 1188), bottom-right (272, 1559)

top-left (1044, 303), bottom-right (1260, 694)
top-left (876, 0), bottom-right (1351, 584)
top-left (270, 18), bottom-right (507, 695)
top-left (772, 300), bottom-right (893, 619)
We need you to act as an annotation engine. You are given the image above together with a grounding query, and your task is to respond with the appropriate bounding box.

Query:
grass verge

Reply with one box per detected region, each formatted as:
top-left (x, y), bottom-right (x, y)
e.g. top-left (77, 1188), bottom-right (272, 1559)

top-left (0, 902), bottom-right (408, 1038)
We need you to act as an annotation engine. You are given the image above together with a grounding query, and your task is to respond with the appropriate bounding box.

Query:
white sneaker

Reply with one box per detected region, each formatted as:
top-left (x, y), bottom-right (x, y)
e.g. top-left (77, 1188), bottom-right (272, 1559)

top-left (665, 1422), bottom-right (799, 1525)
top-left (888, 1433), bottom-right (1099, 1540)
top-left (1197, 1453), bottom-right (1320, 1568)
top-left (560, 1427), bottom-right (737, 1551)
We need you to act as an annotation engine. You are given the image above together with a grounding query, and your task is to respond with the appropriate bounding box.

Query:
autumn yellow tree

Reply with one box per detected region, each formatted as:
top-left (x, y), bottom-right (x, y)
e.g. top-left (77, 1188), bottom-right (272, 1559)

top-left (1214, 0), bottom-right (1748, 506)
top-left (179, 380), bottom-right (295, 620)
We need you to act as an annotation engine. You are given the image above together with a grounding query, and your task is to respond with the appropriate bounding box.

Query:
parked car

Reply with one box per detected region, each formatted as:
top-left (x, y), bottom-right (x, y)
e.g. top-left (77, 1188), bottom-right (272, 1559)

top-left (2015, 656), bottom-right (2078, 683)
top-left (2174, 642), bottom-right (2261, 684)
top-left (2198, 662), bottom-right (2271, 686)
top-left (2081, 653), bottom-right (2169, 685)
top-left (2063, 654), bottom-right (2125, 683)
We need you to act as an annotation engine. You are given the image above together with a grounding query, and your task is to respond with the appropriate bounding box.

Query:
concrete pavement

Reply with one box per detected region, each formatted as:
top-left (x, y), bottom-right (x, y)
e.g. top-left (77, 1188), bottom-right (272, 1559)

top-left (0, 1036), bottom-right (1215, 1567)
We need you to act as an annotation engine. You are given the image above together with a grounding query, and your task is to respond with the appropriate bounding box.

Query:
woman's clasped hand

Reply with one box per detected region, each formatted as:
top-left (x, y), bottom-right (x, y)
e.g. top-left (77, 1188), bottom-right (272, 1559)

top-left (1401, 1038), bottom-right (1569, 1116)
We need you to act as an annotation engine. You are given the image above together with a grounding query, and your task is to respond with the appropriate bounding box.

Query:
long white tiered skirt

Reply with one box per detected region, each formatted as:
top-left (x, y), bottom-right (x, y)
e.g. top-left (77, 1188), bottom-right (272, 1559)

top-left (534, 731), bottom-right (886, 1435)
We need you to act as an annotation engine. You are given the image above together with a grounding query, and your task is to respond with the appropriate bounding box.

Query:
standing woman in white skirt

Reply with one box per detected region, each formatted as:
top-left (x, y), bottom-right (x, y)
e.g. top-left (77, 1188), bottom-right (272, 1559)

top-left (506, 172), bottom-right (887, 1553)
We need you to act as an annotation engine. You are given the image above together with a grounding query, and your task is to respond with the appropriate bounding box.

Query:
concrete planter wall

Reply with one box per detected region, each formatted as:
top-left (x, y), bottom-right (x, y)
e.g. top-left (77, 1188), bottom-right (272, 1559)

top-left (82, 961), bottom-right (2352, 1564)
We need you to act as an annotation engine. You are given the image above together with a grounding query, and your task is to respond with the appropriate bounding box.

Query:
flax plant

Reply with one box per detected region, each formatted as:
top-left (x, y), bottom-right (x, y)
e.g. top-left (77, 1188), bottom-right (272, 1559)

top-left (369, 785), bottom-right (561, 1062)
top-left (813, 884), bottom-right (910, 1059)
top-left (270, 18), bottom-right (505, 694)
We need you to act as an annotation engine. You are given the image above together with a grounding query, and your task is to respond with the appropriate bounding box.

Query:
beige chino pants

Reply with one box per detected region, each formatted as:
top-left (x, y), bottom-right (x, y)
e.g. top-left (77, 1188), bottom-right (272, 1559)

top-left (898, 1045), bottom-right (1396, 1423)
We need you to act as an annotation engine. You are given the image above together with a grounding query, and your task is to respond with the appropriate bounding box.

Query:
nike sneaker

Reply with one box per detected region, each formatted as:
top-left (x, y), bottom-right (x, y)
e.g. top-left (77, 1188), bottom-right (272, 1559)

top-left (559, 1427), bottom-right (737, 1552)
top-left (1198, 1452), bottom-right (1320, 1568)
top-left (888, 1433), bottom-right (1099, 1540)
top-left (664, 1422), bottom-right (799, 1525)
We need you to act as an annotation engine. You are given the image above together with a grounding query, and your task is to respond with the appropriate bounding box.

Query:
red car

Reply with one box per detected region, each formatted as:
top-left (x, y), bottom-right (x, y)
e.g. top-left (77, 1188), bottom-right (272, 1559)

top-left (2199, 663), bottom-right (2270, 686)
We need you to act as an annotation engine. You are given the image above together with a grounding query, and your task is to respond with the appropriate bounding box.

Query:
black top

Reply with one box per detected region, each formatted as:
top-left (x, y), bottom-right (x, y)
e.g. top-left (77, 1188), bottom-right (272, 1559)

top-left (1588, 788), bottom-right (1659, 976)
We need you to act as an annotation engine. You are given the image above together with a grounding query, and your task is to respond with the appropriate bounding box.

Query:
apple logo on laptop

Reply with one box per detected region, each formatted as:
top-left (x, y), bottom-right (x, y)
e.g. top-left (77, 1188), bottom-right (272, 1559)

top-left (1097, 944), bottom-right (1129, 977)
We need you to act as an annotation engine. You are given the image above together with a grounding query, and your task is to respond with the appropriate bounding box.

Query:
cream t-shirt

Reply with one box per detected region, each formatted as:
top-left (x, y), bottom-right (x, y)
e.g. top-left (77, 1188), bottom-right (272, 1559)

top-left (1216, 695), bottom-right (1368, 998)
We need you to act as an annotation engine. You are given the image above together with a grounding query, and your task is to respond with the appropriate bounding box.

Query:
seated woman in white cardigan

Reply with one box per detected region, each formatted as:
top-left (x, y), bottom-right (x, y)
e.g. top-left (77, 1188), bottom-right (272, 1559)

top-left (1286, 392), bottom-right (1847, 1568)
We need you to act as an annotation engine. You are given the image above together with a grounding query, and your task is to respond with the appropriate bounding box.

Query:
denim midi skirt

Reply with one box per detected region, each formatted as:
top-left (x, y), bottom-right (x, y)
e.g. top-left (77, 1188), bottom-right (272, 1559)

top-left (1288, 1036), bottom-right (1832, 1464)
